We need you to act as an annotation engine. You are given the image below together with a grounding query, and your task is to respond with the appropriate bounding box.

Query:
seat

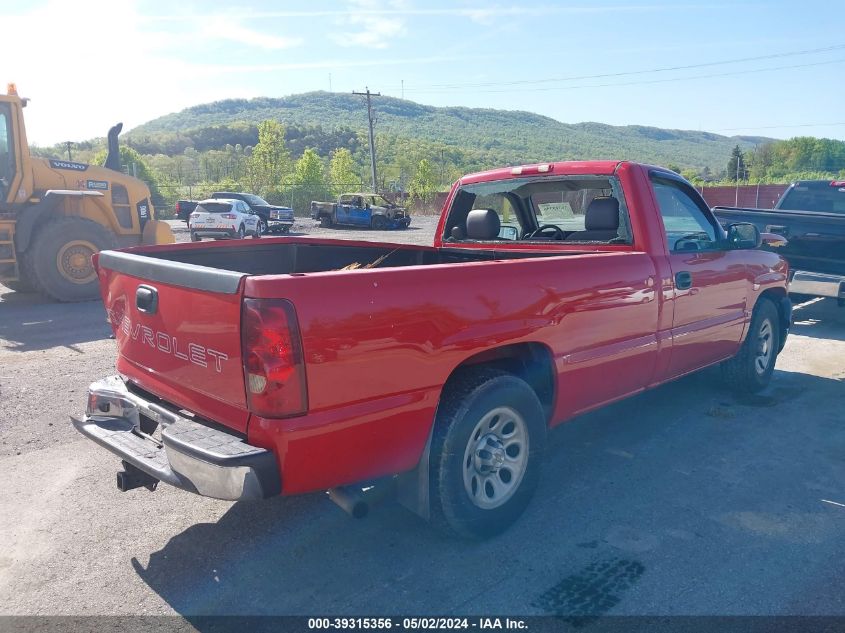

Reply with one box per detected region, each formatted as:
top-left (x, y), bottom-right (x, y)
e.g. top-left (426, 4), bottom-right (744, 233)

top-left (465, 208), bottom-right (501, 240)
top-left (566, 197), bottom-right (620, 241)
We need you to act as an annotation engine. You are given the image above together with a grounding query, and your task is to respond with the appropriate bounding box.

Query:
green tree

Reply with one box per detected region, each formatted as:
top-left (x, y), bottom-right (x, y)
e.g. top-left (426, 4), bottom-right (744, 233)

top-left (328, 148), bottom-right (361, 195)
top-left (727, 144), bottom-right (748, 182)
top-left (289, 148), bottom-right (330, 213)
top-left (408, 159), bottom-right (438, 210)
top-left (247, 120), bottom-right (291, 194)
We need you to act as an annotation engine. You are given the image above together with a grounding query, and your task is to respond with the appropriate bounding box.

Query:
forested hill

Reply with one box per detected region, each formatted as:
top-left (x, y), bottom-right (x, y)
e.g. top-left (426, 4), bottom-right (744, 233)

top-left (129, 91), bottom-right (770, 170)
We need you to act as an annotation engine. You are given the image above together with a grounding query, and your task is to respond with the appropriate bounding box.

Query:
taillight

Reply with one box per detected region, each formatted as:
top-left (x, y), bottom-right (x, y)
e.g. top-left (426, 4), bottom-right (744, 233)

top-left (242, 298), bottom-right (308, 418)
top-left (222, 213), bottom-right (237, 219)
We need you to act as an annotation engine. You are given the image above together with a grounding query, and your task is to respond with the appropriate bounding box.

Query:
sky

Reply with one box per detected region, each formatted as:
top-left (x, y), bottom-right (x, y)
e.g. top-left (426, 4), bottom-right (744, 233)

top-left (2, 0), bottom-right (843, 146)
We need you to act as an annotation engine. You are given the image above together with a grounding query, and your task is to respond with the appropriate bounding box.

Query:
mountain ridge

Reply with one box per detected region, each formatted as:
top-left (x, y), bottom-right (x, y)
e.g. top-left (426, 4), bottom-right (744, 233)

top-left (129, 91), bottom-right (774, 170)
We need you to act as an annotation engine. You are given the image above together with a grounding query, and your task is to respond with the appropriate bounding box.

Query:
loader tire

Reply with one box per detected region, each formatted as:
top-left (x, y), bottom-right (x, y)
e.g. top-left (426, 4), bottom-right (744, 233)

top-left (26, 217), bottom-right (116, 302)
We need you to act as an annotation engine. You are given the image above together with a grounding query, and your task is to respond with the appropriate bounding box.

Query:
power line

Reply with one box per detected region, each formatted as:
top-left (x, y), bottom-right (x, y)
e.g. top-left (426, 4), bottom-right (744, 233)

top-left (401, 57), bottom-right (845, 94)
top-left (386, 43), bottom-right (845, 93)
top-left (714, 122), bottom-right (845, 132)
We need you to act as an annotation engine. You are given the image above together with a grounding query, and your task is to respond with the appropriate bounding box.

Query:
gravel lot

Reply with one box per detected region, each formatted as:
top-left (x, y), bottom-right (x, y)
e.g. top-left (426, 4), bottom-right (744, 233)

top-left (175, 214), bottom-right (443, 245)
top-left (1, 219), bottom-right (844, 620)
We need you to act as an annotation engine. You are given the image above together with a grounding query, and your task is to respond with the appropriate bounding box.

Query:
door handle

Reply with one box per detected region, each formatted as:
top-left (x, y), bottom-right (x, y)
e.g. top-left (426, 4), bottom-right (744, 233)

top-left (675, 271), bottom-right (693, 290)
top-left (136, 285), bottom-right (158, 314)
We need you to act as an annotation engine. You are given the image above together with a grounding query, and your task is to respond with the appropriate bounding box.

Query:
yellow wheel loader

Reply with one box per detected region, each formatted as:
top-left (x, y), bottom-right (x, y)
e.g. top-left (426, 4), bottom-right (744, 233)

top-left (0, 83), bottom-right (174, 302)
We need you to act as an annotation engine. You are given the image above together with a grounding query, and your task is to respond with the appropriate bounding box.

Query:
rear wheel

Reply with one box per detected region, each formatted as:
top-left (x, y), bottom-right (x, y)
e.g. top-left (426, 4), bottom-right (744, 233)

top-left (190, 232), bottom-right (201, 242)
top-left (721, 298), bottom-right (780, 393)
top-left (320, 215), bottom-right (332, 228)
top-left (24, 217), bottom-right (116, 302)
top-left (371, 215), bottom-right (388, 230)
top-left (429, 368), bottom-right (546, 539)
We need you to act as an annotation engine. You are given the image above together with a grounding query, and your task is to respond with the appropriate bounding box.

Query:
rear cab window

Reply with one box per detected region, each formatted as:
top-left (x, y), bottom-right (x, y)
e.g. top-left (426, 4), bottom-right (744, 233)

top-left (778, 181), bottom-right (845, 213)
top-left (443, 175), bottom-right (633, 245)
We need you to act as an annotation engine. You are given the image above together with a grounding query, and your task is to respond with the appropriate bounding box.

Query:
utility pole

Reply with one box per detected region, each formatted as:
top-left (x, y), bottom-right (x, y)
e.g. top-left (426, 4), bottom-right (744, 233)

top-left (353, 87), bottom-right (380, 192)
top-left (401, 79), bottom-right (404, 100)
top-left (329, 73), bottom-right (332, 92)
top-left (65, 142), bottom-right (73, 161)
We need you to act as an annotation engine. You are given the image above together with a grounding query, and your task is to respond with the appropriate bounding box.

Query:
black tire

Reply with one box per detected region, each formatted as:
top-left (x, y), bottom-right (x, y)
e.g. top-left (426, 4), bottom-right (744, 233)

top-left (429, 368), bottom-right (546, 539)
top-left (252, 221), bottom-right (263, 239)
top-left (237, 224), bottom-right (246, 239)
top-left (3, 275), bottom-right (35, 293)
top-left (280, 225), bottom-right (291, 234)
top-left (190, 232), bottom-right (201, 242)
top-left (371, 215), bottom-right (388, 230)
top-left (257, 219), bottom-right (267, 236)
top-left (24, 216), bottom-right (116, 302)
top-left (721, 298), bottom-right (780, 394)
top-left (320, 215), bottom-right (332, 228)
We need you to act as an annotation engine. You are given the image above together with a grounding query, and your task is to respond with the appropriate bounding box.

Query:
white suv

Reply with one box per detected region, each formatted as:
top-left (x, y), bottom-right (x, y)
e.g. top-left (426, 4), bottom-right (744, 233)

top-left (189, 198), bottom-right (261, 241)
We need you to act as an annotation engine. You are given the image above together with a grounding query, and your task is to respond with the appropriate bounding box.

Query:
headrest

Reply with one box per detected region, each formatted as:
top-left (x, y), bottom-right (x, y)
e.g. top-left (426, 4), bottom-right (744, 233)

top-left (585, 197), bottom-right (620, 231)
top-left (466, 208), bottom-right (501, 240)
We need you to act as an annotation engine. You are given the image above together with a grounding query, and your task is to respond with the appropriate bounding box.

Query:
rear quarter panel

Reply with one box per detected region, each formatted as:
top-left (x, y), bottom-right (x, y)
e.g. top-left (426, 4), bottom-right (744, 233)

top-left (245, 251), bottom-right (660, 493)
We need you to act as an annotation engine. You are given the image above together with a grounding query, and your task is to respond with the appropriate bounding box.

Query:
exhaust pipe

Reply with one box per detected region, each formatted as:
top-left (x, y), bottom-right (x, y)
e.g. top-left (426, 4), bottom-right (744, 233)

top-left (116, 461), bottom-right (158, 492)
top-left (328, 486), bottom-right (369, 519)
top-left (103, 122), bottom-right (123, 172)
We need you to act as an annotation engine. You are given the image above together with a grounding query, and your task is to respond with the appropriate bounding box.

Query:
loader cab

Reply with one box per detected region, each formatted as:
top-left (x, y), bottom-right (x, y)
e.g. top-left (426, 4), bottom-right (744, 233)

top-left (0, 101), bottom-right (15, 205)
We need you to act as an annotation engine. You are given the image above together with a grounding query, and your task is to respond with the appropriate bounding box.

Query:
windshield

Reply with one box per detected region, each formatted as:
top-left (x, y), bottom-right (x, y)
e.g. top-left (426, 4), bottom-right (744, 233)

top-left (242, 193), bottom-right (269, 206)
top-left (777, 182), bottom-right (845, 213)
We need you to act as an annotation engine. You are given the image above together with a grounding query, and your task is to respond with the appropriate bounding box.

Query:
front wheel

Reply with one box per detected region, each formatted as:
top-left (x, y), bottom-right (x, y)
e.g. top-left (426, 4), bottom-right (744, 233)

top-left (237, 224), bottom-right (246, 239)
top-left (371, 215), bottom-right (388, 230)
top-left (23, 216), bottom-right (116, 302)
top-left (320, 215), bottom-right (332, 228)
top-left (429, 368), bottom-right (546, 539)
top-left (721, 298), bottom-right (780, 393)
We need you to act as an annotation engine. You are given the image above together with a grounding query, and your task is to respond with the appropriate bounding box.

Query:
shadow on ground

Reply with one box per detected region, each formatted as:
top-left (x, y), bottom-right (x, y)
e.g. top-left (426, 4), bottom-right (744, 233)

top-left (0, 288), bottom-right (110, 352)
top-left (133, 367), bottom-right (845, 622)
top-left (790, 297), bottom-right (845, 342)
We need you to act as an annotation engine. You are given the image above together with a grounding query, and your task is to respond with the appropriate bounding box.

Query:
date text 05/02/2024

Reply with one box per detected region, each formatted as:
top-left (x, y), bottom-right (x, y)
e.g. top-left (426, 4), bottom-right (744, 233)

top-left (307, 618), bottom-right (528, 630)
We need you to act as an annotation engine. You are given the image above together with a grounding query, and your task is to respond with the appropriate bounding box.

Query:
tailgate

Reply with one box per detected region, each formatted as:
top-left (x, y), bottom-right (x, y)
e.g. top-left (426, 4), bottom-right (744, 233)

top-left (96, 250), bottom-right (250, 432)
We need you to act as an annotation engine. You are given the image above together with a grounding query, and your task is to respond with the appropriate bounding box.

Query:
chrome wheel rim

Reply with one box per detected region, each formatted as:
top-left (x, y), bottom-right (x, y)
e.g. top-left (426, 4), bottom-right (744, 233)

top-left (462, 406), bottom-right (529, 510)
top-left (755, 318), bottom-right (774, 375)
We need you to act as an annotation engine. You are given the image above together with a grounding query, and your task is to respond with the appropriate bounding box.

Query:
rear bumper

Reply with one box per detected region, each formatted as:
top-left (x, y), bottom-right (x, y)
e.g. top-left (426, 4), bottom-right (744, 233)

top-left (191, 228), bottom-right (238, 238)
top-left (789, 270), bottom-right (845, 299)
top-left (72, 376), bottom-right (280, 500)
top-left (267, 219), bottom-right (294, 231)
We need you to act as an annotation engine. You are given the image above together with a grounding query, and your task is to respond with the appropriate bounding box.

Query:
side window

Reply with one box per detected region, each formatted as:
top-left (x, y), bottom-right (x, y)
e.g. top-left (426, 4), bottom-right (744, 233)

top-left (651, 178), bottom-right (719, 251)
top-left (111, 183), bottom-right (133, 229)
top-left (0, 108), bottom-right (13, 199)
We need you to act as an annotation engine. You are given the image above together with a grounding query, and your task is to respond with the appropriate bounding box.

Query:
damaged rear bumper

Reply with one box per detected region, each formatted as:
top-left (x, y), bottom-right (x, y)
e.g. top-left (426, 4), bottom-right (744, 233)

top-left (72, 376), bottom-right (280, 500)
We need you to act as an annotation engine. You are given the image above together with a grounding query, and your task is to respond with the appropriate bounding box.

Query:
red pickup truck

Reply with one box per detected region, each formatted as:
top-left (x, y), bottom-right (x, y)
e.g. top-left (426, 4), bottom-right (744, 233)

top-left (73, 161), bottom-right (791, 539)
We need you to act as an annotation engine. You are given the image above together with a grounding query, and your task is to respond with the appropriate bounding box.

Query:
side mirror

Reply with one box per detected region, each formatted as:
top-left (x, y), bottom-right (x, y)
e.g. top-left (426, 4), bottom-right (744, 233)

top-left (725, 222), bottom-right (762, 249)
top-left (498, 225), bottom-right (519, 240)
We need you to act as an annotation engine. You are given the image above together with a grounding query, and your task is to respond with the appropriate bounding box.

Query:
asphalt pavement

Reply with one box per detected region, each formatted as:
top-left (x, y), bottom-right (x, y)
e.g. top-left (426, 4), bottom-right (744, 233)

top-left (1, 217), bottom-right (844, 621)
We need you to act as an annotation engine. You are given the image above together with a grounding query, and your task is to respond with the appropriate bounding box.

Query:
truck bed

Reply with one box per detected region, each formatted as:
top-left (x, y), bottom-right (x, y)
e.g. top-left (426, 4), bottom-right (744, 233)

top-left (116, 237), bottom-right (572, 279)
